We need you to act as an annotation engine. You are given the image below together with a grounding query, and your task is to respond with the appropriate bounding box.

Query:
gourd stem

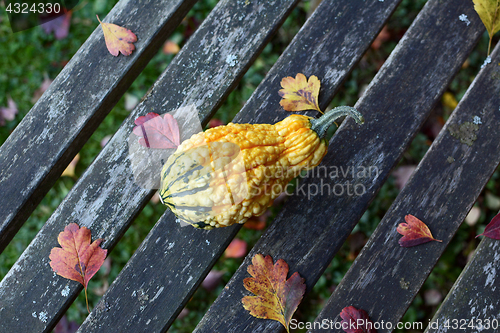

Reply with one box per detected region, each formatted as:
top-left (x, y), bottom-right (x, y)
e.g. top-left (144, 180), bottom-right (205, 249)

top-left (310, 106), bottom-right (364, 139)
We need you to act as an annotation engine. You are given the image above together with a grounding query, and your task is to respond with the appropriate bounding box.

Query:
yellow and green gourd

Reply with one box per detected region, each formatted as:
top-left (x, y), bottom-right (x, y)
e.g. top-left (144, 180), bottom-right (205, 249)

top-left (159, 106), bottom-right (363, 229)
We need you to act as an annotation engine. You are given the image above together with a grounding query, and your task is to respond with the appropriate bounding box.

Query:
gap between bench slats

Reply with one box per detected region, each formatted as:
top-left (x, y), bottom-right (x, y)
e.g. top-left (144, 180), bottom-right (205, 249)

top-left (0, 0), bottom-right (302, 332)
top-left (193, 0), bottom-right (484, 332)
top-left (77, 0), bottom-right (402, 332)
top-left (311, 43), bottom-right (500, 333)
top-left (0, 0), bottom-right (197, 254)
top-left (425, 238), bottom-right (500, 332)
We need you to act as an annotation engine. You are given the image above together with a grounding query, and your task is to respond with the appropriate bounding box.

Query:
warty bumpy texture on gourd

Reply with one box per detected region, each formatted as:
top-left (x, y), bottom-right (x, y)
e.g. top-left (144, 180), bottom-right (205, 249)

top-left (159, 107), bottom-right (363, 229)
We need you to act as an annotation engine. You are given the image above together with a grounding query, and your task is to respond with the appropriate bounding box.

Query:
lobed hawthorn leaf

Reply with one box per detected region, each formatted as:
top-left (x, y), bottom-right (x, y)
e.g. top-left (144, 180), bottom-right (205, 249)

top-left (339, 306), bottom-right (377, 333)
top-left (278, 73), bottom-right (322, 113)
top-left (97, 15), bottom-right (137, 56)
top-left (473, 0), bottom-right (500, 55)
top-left (49, 223), bottom-right (107, 312)
top-left (242, 254), bottom-right (305, 333)
top-left (132, 112), bottom-right (180, 149)
top-left (476, 212), bottom-right (500, 239)
top-left (397, 214), bottom-right (442, 247)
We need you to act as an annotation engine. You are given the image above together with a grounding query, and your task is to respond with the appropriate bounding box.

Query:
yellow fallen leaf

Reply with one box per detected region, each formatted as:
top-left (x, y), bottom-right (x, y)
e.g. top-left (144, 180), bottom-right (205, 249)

top-left (442, 92), bottom-right (458, 110)
top-left (97, 15), bottom-right (137, 56)
top-left (61, 153), bottom-right (80, 178)
top-left (473, 0), bottom-right (500, 55)
top-left (163, 40), bottom-right (180, 55)
top-left (278, 73), bottom-right (322, 113)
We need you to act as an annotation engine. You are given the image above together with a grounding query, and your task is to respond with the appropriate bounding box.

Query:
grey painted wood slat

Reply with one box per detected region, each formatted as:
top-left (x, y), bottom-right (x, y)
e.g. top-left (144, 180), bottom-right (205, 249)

top-left (193, 1), bottom-right (485, 332)
top-left (311, 43), bottom-right (500, 333)
top-left (425, 239), bottom-right (500, 333)
top-left (77, 1), bottom-right (402, 332)
top-left (0, 0), bottom-right (198, 254)
top-left (0, 0), bottom-right (302, 332)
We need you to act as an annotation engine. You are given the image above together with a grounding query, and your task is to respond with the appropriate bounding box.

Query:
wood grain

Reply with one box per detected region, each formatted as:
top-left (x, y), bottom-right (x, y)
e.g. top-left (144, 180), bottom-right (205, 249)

top-left (0, 0), bottom-right (301, 332)
top-left (0, 0), bottom-right (197, 254)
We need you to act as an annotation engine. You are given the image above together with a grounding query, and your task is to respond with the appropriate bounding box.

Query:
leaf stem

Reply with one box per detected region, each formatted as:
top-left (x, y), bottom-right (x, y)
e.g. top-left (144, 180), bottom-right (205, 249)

top-left (310, 106), bottom-right (364, 139)
top-left (85, 286), bottom-right (90, 313)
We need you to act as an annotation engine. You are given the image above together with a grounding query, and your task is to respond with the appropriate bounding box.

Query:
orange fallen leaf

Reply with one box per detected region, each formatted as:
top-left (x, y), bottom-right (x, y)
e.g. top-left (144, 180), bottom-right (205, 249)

top-left (163, 40), bottom-right (180, 55)
top-left (97, 15), bottom-right (137, 56)
top-left (397, 214), bottom-right (442, 247)
top-left (49, 223), bottom-right (107, 312)
top-left (242, 254), bottom-right (305, 332)
top-left (278, 73), bottom-right (322, 113)
top-left (225, 238), bottom-right (247, 258)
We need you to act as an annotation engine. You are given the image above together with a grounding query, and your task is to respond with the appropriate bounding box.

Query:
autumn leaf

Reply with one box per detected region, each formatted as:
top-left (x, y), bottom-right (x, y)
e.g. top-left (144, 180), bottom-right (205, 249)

top-left (242, 254), bottom-right (305, 332)
top-left (473, 0), bottom-right (500, 55)
top-left (163, 40), bottom-right (180, 55)
top-left (49, 223), bottom-right (107, 312)
top-left (476, 212), bottom-right (500, 239)
top-left (97, 15), bottom-right (137, 56)
top-left (132, 112), bottom-right (180, 149)
top-left (397, 214), bottom-right (442, 247)
top-left (225, 238), bottom-right (247, 258)
top-left (278, 73), bottom-right (322, 113)
top-left (339, 306), bottom-right (377, 333)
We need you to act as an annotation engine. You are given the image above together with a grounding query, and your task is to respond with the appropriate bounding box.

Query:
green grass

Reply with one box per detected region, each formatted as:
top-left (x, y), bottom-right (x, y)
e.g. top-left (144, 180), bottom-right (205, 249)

top-left (0, 0), bottom-right (499, 332)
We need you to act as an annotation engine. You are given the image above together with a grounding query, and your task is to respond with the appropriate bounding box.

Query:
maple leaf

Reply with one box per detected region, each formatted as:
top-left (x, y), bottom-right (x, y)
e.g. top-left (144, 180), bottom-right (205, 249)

top-left (97, 15), bottom-right (137, 56)
top-left (278, 73), bottom-right (322, 113)
top-left (397, 214), bottom-right (442, 247)
top-left (339, 306), bottom-right (377, 333)
top-left (49, 223), bottom-right (107, 312)
top-left (473, 0), bottom-right (500, 55)
top-left (224, 238), bottom-right (247, 258)
top-left (132, 112), bottom-right (181, 149)
top-left (242, 254), bottom-right (305, 332)
top-left (476, 212), bottom-right (500, 239)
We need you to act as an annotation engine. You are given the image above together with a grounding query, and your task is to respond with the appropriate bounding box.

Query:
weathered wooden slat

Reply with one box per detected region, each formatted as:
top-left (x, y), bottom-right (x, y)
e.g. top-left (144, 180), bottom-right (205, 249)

top-left (193, 1), bottom-right (485, 332)
top-left (77, 0), bottom-right (403, 332)
top-left (312, 43), bottom-right (500, 333)
top-left (0, 0), bottom-right (198, 254)
top-left (425, 239), bottom-right (500, 332)
top-left (0, 0), bottom-right (303, 332)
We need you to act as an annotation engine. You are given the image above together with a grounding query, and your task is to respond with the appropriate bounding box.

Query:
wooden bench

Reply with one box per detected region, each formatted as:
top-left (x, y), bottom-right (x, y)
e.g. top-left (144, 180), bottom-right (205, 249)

top-left (1, 0), bottom-right (499, 332)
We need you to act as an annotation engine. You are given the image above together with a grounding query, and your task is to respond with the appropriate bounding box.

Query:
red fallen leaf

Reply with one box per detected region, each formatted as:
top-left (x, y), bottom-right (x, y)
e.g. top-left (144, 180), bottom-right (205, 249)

top-left (132, 112), bottom-right (180, 149)
top-left (32, 75), bottom-right (53, 103)
top-left (201, 270), bottom-right (224, 291)
top-left (49, 223), bottom-right (107, 312)
top-left (340, 306), bottom-right (377, 333)
top-left (476, 212), bottom-right (500, 239)
top-left (97, 15), bottom-right (137, 56)
top-left (397, 215), bottom-right (442, 247)
top-left (208, 118), bottom-right (225, 128)
top-left (371, 25), bottom-right (390, 50)
top-left (41, 11), bottom-right (72, 40)
top-left (54, 315), bottom-right (79, 333)
top-left (242, 254), bottom-right (306, 332)
top-left (225, 238), bottom-right (247, 258)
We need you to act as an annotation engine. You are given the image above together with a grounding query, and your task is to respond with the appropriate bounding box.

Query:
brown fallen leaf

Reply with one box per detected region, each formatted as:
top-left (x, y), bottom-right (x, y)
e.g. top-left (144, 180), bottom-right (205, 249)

top-left (49, 223), bottom-right (107, 312)
top-left (339, 306), bottom-right (377, 333)
top-left (163, 40), bottom-right (180, 55)
top-left (0, 97), bottom-right (18, 126)
top-left (97, 15), bottom-right (137, 56)
top-left (242, 254), bottom-right (305, 332)
top-left (278, 73), bottom-right (322, 113)
top-left (473, 0), bottom-right (500, 55)
top-left (397, 214), bottom-right (442, 247)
